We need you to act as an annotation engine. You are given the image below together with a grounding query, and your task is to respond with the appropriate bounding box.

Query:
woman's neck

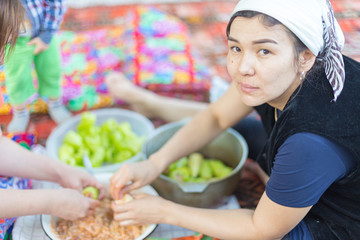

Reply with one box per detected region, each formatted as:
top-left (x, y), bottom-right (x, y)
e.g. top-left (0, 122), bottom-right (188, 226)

top-left (269, 77), bottom-right (301, 111)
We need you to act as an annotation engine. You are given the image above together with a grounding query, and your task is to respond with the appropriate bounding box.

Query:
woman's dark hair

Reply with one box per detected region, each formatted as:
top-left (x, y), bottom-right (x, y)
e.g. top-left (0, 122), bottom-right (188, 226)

top-left (0, 0), bottom-right (25, 61)
top-left (226, 11), bottom-right (322, 73)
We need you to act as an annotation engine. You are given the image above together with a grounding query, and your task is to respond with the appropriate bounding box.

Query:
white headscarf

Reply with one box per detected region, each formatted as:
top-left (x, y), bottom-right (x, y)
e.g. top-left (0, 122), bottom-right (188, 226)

top-left (231, 0), bottom-right (345, 101)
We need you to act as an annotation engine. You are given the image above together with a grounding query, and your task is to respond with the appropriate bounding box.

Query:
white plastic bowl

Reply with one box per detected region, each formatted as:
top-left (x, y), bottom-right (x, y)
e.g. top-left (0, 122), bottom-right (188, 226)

top-left (41, 172), bottom-right (158, 240)
top-left (46, 108), bottom-right (154, 173)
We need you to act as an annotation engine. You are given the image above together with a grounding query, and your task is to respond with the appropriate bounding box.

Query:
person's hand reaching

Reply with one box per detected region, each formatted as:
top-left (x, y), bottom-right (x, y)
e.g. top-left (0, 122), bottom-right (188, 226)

top-left (111, 193), bottom-right (168, 226)
top-left (27, 37), bottom-right (49, 55)
top-left (110, 161), bottom-right (161, 200)
top-left (50, 188), bottom-right (100, 220)
top-left (57, 163), bottom-right (106, 200)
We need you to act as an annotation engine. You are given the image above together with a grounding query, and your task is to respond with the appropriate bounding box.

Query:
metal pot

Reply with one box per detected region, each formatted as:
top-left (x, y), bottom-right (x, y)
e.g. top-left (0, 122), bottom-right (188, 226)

top-left (142, 120), bottom-right (248, 208)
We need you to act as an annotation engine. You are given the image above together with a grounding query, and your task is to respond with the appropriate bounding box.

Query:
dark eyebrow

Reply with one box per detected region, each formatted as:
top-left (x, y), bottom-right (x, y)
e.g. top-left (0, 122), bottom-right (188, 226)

top-left (227, 36), bottom-right (239, 43)
top-left (228, 36), bottom-right (278, 45)
top-left (253, 39), bottom-right (278, 45)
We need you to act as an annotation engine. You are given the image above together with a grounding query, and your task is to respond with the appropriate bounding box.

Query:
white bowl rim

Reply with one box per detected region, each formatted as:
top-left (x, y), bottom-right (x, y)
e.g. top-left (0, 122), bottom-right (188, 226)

top-left (40, 172), bottom-right (158, 240)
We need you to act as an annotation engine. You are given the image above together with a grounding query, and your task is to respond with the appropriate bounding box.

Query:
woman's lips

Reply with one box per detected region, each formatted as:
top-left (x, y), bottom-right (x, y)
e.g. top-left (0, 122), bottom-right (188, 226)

top-left (239, 82), bottom-right (258, 93)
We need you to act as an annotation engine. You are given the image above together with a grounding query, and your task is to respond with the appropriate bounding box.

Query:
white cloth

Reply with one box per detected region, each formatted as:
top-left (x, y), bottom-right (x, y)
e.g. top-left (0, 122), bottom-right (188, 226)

top-left (231, 0), bottom-right (345, 101)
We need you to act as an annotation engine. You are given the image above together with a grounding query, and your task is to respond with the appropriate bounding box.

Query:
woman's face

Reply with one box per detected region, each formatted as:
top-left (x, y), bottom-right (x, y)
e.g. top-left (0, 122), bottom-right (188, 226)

top-left (227, 16), bottom-right (301, 109)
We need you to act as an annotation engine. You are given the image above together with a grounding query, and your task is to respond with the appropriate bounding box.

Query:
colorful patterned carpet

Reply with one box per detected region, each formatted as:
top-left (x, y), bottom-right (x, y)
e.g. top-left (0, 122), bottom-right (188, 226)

top-left (1, 0), bottom-right (360, 239)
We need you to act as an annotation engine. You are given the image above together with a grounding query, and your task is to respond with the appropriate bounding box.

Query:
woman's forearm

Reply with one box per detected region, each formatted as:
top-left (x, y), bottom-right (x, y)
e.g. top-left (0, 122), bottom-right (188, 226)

top-left (0, 136), bottom-right (62, 182)
top-left (157, 193), bottom-right (304, 240)
top-left (149, 83), bottom-right (253, 173)
top-left (162, 200), bottom-right (262, 240)
top-left (153, 95), bottom-right (209, 122)
top-left (0, 188), bottom-right (99, 221)
top-left (150, 107), bottom-right (225, 172)
top-left (0, 189), bottom-right (56, 218)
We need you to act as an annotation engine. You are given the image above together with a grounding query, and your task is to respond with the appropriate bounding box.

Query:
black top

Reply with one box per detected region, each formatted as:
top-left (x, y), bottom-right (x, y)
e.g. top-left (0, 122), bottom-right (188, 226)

top-left (255, 55), bottom-right (360, 239)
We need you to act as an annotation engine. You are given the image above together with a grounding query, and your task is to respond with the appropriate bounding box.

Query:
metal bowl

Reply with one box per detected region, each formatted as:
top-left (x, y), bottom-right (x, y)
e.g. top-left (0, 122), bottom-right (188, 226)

top-left (142, 119), bottom-right (248, 208)
top-left (46, 108), bottom-right (154, 173)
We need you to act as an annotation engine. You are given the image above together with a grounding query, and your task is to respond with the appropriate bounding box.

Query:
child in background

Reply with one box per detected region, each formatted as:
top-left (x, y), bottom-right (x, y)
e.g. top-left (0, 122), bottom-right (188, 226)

top-left (4, 0), bottom-right (71, 133)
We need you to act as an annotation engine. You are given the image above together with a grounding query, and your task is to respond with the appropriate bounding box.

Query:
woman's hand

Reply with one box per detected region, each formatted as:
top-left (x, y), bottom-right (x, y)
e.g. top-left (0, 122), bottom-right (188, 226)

top-left (50, 188), bottom-right (100, 220)
top-left (111, 193), bottom-right (168, 226)
top-left (110, 160), bottom-right (162, 200)
top-left (57, 164), bottom-right (106, 199)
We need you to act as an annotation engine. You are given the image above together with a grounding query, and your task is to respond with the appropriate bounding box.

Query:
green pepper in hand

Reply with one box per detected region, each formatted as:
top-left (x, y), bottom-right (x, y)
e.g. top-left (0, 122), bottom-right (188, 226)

top-left (82, 186), bottom-right (100, 199)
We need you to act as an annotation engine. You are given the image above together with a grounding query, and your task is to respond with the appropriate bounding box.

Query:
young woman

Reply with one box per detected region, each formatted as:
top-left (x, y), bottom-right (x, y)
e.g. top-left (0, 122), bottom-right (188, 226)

top-left (0, 1), bottom-right (104, 239)
top-left (110, 0), bottom-right (360, 239)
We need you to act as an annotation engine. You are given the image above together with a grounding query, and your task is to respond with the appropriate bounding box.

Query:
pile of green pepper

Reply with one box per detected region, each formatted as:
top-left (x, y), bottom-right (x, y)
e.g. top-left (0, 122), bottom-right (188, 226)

top-left (58, 111), bottom-right (144, 168)
top-left (164, 153), bottom-right (233, 182)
